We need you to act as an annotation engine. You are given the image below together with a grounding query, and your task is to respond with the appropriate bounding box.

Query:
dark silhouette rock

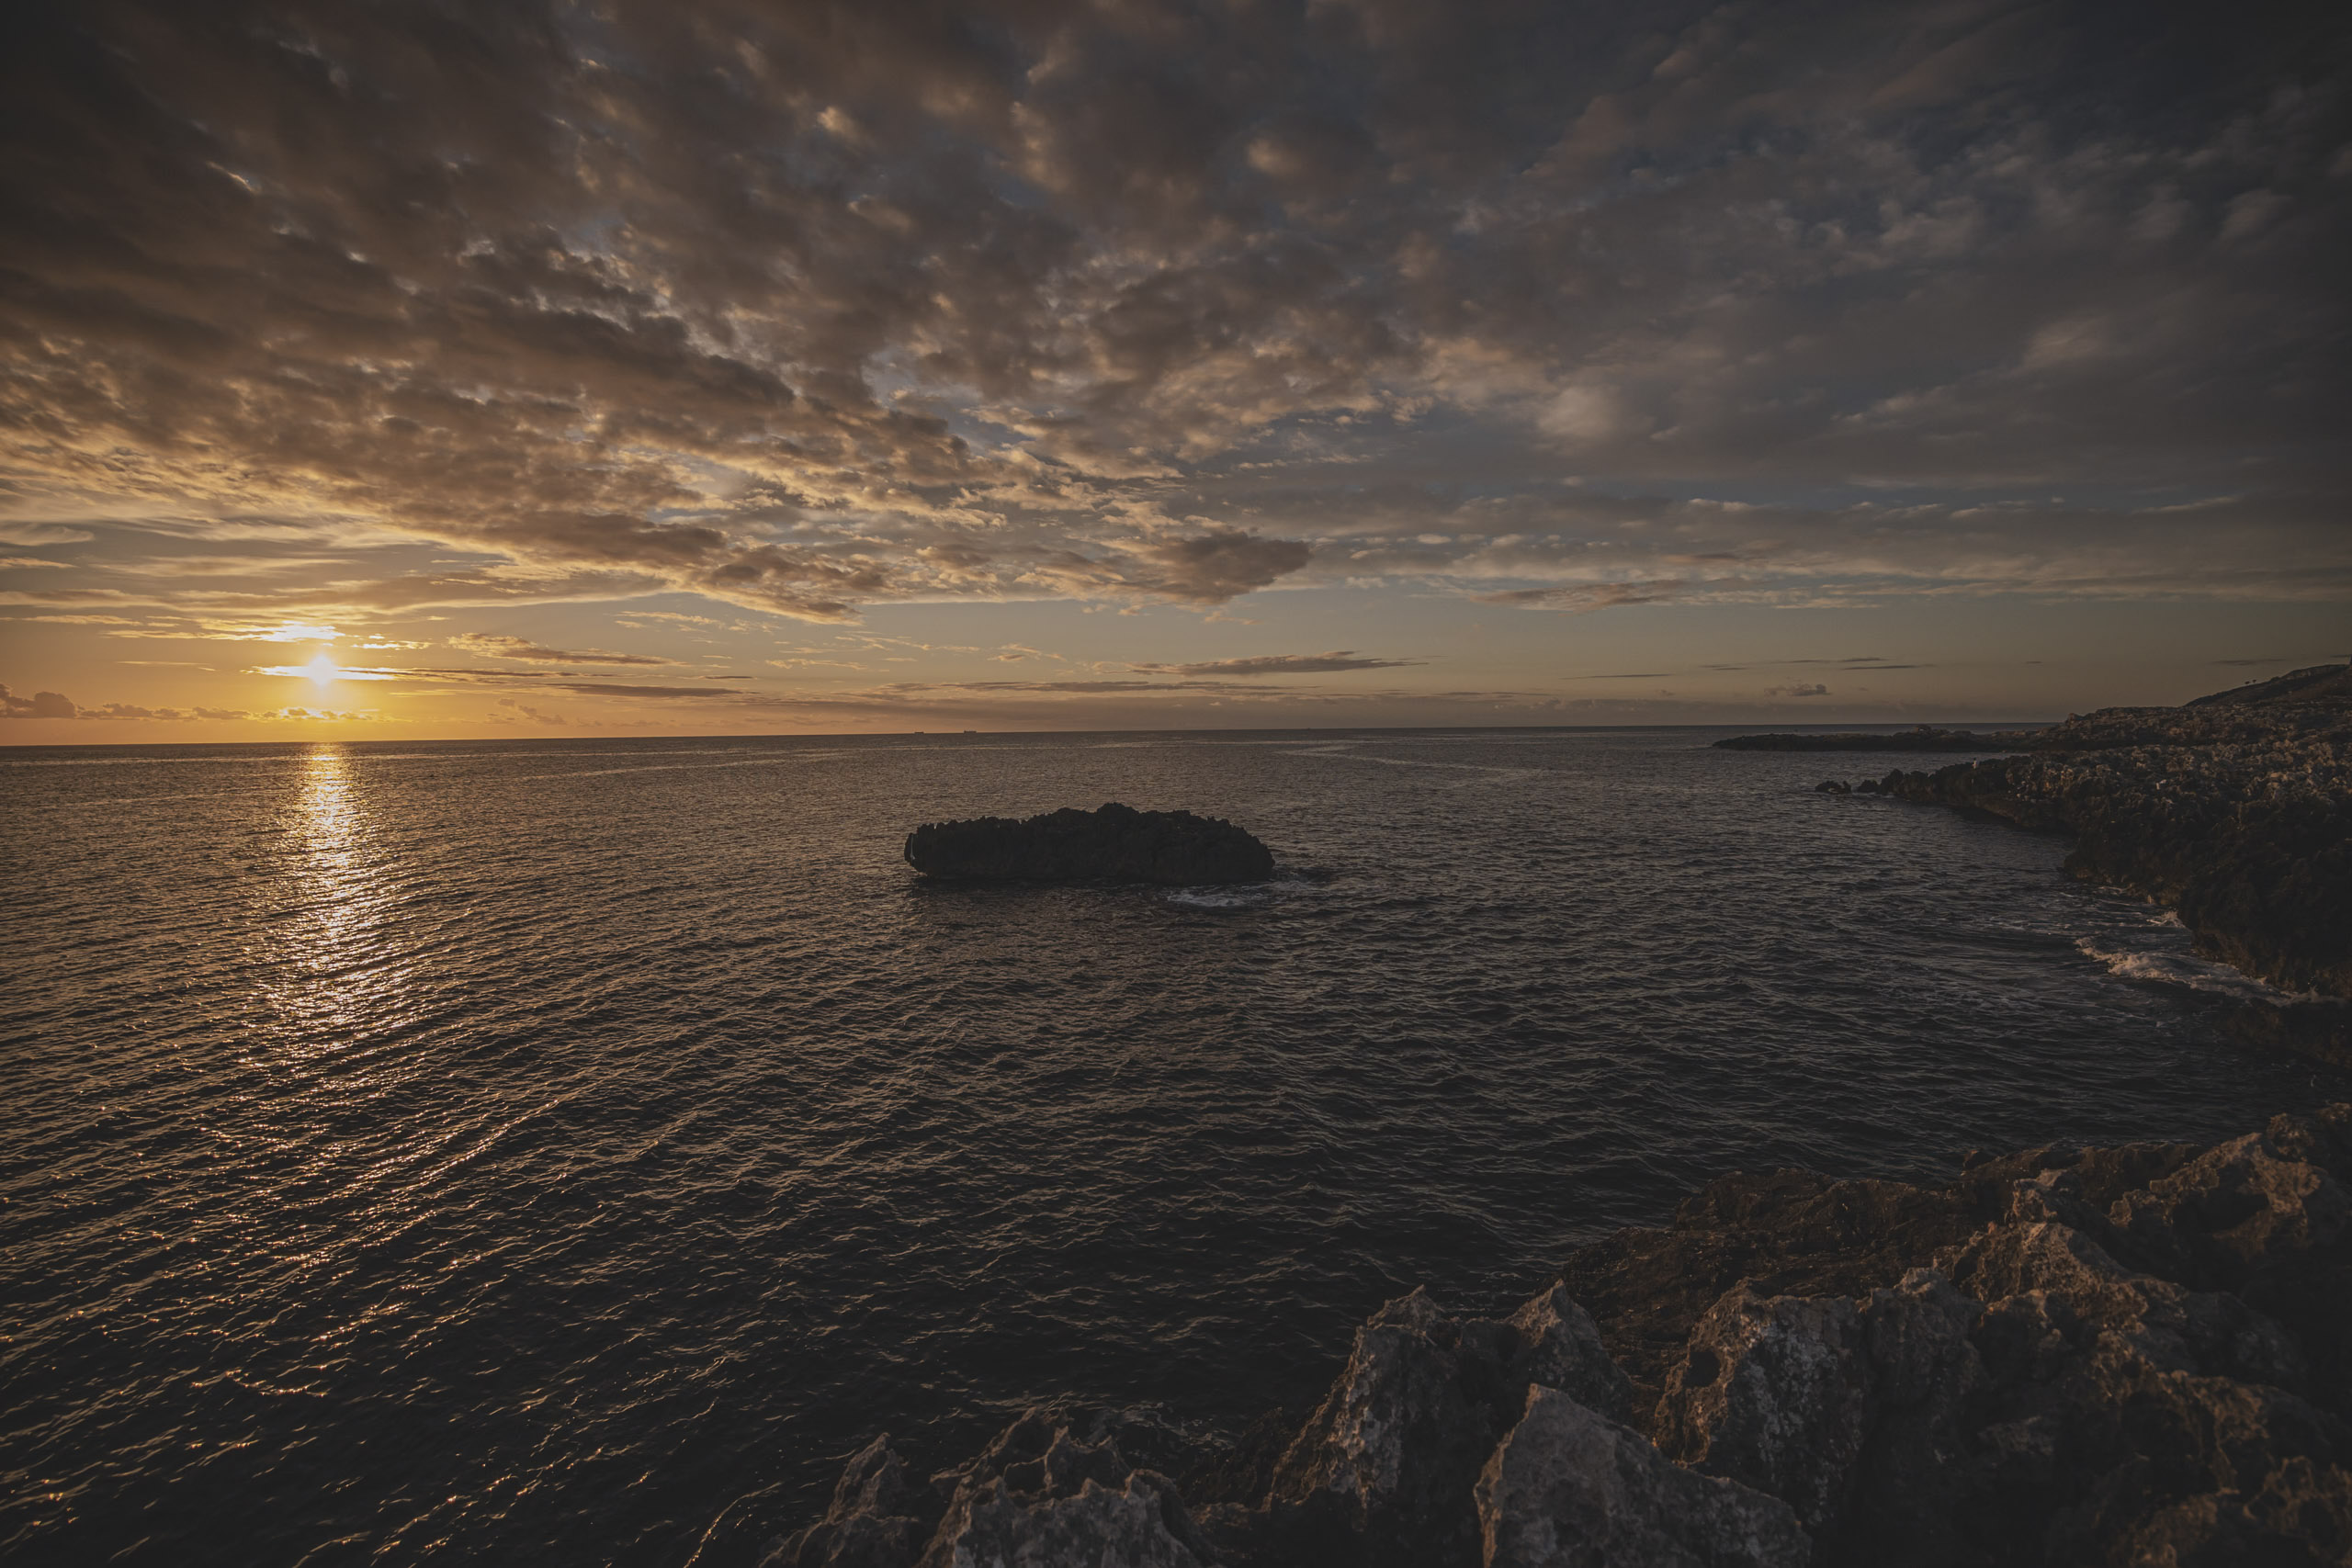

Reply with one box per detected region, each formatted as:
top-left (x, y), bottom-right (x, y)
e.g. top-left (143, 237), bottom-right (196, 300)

top-left (904, 802), bottom-right (1274, 886)
top-left (1814, 779), bottom-right (1849, 794)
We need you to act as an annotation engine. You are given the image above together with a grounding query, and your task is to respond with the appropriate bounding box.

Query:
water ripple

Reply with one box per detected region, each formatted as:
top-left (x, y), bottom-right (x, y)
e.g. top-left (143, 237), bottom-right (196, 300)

top-left (3, 729), bottom-right (2343, 1565)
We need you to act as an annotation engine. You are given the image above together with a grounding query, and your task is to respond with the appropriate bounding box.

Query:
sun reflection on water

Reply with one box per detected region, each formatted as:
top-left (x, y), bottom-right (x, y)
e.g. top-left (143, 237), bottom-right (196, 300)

top-left (257, 744), bottom-right (392, 1050)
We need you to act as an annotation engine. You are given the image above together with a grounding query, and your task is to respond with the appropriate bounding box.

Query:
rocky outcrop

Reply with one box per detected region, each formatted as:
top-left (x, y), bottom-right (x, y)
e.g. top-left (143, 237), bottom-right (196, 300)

top-left (1755, 671), bottom-right (2351, 1020)
top-left (903, 802), bottom-right (1275, 886)
top-left (1871, 727), bottom-right (2350, 1007)
top-left (766, 1106), bottom-right (2352, 1568)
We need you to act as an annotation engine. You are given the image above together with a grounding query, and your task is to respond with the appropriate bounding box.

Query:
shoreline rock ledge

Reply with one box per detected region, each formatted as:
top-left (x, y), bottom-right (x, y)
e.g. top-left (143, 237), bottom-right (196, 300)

top-left (767, 1104), bottom-right (2352, 1567)
top-left (904, 802), bottom-right (1275, 886)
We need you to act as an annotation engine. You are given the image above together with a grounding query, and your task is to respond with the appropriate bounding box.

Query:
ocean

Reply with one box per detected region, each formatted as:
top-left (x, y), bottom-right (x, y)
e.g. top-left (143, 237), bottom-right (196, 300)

top-left (5, 728), bottom-right (2341, 1564)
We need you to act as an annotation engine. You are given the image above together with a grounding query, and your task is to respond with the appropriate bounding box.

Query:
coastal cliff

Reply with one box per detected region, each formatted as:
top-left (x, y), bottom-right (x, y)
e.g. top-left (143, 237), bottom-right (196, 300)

top-left (767, 1105), bottom-right (2352, 1567)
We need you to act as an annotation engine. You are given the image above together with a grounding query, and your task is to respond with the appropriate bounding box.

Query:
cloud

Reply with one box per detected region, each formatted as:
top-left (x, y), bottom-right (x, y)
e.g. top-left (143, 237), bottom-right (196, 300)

top-left (496, 698), bottom-right (571, 727)
top-left (448, 633), bottom-right (675, 666)
top-left (0, 0), bottom-right (2338, 649)
top-left (1473, 581), bottom-right (1691, 612)
top-left (1128, 650), bottom-right (1420, 677)
top-left (1, 683), bottom-right (78, 717)
top-left (0, 682), bottom-right (209, 719)
top-left (0, 524), bottom-right (95, 546)
top-left (1768, 682), bottom-right (1833, 697)
top-left (1125, 532), bottom-right (1315, 603)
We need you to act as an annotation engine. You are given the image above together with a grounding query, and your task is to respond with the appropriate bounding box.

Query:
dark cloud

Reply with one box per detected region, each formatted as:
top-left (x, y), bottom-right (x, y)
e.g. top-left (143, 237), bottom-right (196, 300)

top-left (1473, 581), bottom-right (1692, 612)
top-left (1127, 532), bottom-right (1316, 604)
top-left (0, 682), bottom-right (208, 718)
top-left (1129, 650), bottom-right (1419, 677)
top-left (1, 682), bottom-right (78, 717)
top-left (0, 0), bottom-right (2343, 628)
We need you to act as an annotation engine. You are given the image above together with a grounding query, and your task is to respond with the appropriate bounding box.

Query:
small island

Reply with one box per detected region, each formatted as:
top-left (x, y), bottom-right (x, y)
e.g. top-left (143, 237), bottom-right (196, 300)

top-left (904, 802), bottom-right (1276, 886)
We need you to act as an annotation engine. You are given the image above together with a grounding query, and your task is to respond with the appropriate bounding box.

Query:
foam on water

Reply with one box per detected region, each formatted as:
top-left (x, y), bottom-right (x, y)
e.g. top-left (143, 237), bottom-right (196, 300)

top-left (2074, 938), bottom-right (2320, 1004)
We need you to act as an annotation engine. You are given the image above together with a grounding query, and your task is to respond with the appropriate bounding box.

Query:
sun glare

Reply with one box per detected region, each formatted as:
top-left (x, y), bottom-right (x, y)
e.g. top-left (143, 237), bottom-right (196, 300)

top-left (257, 653), bottom-right (395, 683)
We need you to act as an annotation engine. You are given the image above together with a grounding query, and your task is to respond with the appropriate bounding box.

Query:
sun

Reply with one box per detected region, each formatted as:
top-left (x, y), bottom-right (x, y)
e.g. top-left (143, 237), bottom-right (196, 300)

top-left (305, 652), bottom-right (342, 688)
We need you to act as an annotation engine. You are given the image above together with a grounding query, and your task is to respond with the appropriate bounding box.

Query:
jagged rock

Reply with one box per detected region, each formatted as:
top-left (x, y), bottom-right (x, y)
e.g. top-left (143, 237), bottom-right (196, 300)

top-left (1505, 1285), bottom-right (1635, 1425)
top-left (1236, 1283), bottom-right (1645, 1566)
top-left (1265, 1288), bottom-right (1496, 1565)
top-left (923, 1467), bottom-right (1212, 1568)
top-left (1476, 1387), bottom-right (1810, 1568)
top-left (768, 1434), bottom-right (938, 1568)
top-left (771, 1109), bottom-right (2352, 1568)
top-left (1813, 779), bottom-right (1849, 793)
top-left (904, 802), bottom-right (1275, 886)
top-left (772, 1412), bottom-right (1219, 1568)
top-left (1654, 1284), bottom-right (1871, 1539)
top-left (1839, 1269), bottom-right (1984, 1565)
top-left (1555, 1166), bottom-right (2002, 1409)
top-left (2113, 1130), bottom-right (2352, 1292)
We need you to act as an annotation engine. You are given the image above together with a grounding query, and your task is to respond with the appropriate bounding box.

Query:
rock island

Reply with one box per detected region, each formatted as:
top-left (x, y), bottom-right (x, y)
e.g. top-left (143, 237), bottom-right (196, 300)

top-left (904, 802), bottom-right (1276, 886)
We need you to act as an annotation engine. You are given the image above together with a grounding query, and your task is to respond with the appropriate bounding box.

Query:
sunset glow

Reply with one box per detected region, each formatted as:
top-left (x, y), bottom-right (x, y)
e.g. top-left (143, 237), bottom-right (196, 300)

top-left (2, 1), bottom-right (2343, 740)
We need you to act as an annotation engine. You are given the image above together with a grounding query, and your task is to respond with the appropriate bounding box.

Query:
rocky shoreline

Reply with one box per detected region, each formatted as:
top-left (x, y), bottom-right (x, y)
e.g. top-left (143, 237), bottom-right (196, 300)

top-left (766, 1106), bottom-right (2352, 1567)
top-left (1767, 667), bottom-right (2352, 1035)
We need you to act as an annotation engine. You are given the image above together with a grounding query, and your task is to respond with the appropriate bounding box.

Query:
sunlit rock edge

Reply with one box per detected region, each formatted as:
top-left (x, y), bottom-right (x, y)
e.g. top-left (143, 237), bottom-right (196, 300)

top-left (762, 1103), bottom-right (2352, 1568)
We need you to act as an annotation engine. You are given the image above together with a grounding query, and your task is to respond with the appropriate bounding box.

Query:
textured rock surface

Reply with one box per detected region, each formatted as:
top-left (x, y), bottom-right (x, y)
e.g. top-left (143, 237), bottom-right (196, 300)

top-left (1256, 1285), bottom-right (1633, 1566)
top-left (1654, 1285), bottom-right (1871, 1538)
top-left (772, 1107), bottom-right (2352, 1568)
top-left (1476, 1388), bottom-right (1808, 1568)
top-left (903, 801), bottom-right (1275, 886)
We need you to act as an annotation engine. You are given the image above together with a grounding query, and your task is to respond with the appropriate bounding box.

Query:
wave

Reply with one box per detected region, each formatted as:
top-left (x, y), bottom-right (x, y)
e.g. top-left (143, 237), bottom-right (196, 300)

top-left (2074, 937), bottom-right (2319, 1005)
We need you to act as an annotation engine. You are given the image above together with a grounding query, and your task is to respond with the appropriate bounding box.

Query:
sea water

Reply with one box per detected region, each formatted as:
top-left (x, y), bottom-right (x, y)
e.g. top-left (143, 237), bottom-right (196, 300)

top-left (4, 728), bottom-right (2341, 1563)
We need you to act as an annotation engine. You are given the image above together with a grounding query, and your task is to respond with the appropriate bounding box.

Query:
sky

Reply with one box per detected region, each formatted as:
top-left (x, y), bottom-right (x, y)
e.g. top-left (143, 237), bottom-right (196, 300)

top-left (2, 0), bottom-right (2347, 741)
